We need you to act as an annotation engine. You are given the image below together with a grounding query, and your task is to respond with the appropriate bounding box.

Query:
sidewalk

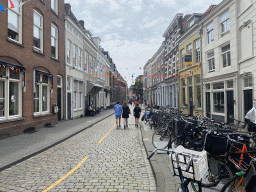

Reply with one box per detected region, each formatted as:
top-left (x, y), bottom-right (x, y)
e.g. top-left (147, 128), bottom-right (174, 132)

top-left (0, 109), bottom-right (115, 172)
top-left (140, 107), bottom-right (181, 192)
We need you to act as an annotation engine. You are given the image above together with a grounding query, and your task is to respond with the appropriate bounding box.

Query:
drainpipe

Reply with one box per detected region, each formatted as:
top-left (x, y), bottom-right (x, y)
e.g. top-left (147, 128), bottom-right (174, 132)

top-left (199, 23), bottom-right (204, 118)
top-left (235, 0), bottom-right (241, 122)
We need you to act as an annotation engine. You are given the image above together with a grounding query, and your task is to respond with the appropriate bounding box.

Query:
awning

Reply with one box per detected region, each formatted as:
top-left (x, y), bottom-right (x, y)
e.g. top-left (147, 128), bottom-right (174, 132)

top-left (87, 81), bottom-right (94, 94)
top-left (87, 81), bottom-right (103, 94)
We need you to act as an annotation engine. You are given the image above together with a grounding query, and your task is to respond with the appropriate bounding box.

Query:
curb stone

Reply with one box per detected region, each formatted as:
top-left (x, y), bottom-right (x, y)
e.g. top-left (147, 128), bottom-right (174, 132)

top-left (139, 122), bottom-right (157, 191)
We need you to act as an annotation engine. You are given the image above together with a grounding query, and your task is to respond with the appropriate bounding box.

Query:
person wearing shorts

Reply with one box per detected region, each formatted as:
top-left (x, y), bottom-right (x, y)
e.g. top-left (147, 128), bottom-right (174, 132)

top-left (114, 101), bottom-right (122, 128)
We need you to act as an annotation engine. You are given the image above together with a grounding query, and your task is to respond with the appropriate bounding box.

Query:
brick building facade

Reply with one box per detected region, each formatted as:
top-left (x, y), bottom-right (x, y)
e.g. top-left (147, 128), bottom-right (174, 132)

top-left (0, 0), bottom-right (66, 139)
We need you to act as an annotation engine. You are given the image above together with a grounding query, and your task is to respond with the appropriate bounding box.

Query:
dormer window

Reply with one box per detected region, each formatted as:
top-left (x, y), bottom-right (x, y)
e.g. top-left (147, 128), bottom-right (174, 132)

top-left (189, 20), bottom-right (194, 27)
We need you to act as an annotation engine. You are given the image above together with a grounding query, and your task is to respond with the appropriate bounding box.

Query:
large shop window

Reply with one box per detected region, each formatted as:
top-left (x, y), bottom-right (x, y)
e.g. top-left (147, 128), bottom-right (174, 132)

top-left (195, 75), bottom-right (201, 109)
top-left (213, 92), bottom-right (224, 113)
top-left (0, 63), bottom-right (25, 120)
top-left (34, 70), bottom-right (53, 115)
top-left (8, 0), bottom-right (22, 43)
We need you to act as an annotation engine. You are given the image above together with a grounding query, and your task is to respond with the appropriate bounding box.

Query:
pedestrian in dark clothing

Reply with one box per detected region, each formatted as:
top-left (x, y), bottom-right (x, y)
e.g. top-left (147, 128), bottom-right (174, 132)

top-left (122, 102), bottom-right (130, 129)
top-left (133, 103), bottom-right (141, 127)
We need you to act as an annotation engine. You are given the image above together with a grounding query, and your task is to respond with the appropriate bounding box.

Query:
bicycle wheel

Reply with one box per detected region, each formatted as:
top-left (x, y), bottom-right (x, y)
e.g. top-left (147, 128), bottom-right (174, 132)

top-left (168, 136), bottom-right (182, 149)
top-left (220, 174), bottom-right (244, 192)
top-left (191, 158), bottom-right (233, 192)
top-left (152, 129), bottom-right (171, 149)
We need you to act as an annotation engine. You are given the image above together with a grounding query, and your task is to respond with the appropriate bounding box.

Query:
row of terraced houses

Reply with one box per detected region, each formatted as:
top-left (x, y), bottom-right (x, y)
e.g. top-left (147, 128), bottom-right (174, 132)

top-left (144, 0), bottom-right (256, 124)
top-left (0, 0), bottom-right (127, 139)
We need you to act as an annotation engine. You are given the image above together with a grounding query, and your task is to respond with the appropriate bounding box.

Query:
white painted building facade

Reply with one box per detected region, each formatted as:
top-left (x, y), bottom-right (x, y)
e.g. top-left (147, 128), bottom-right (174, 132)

top-left (236, 0), bottom-right (256, 122)
top-left (201, 0), bottom-right (238, 123)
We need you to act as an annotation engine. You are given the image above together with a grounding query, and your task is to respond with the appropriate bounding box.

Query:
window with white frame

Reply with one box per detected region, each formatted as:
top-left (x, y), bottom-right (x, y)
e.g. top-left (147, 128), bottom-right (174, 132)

top-left (180, 49), bottom-right (185, 69)
top-left (207, 51), bottom-right (215, 71)
top-left (187, 44), bottom-right (192, 54)
top-left (33, 10), bottom-right (43, 51)
top-left (220, 10), bottom-right (230, 34)
top-left (174, 85), bottom-right (177, 108)
top-left (67, 76), bottom-right (71, 91)
top-left (194, 75), bottom-right (201, 108)
top-left (89, 55), bottom-right (92, 74)
top-left (51, 24), bottom-right (58, 59)
top-left (8, 0), bottom-right (22, 42)
top-left (34, 71), bottom-right (51, 114)
top-left (93, 59), bottom-right (96, 76)
top-left (189, 20), bottom-right (194, 27)
top-left (51, 0), bottom-right (58, 14)
top-left (194, 39), bottom-right (200, 64)
top-left (73, 80), bottom-right (78, 110)
top-left (244, 76), bottom-right (253, 88)
top-left (79, 48), bottom-right (82, 69)
top-left (73, 44), bottom-right (77, 67)
top-left (84, 51), bottom-right (87, 71)
top-left (67, 39), bottom-right (71, 64)
top-left (0, 66), bottom-right (22, 119)
top-left (57, 76), bottom-right (62, 87)
top-left (222, 44), bottom-right (231, 68)
top-left (207, 22), bottom-right (214, 44)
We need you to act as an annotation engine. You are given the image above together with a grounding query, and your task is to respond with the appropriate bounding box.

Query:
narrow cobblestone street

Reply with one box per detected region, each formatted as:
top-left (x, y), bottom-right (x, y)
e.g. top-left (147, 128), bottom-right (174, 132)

top-left (0, 111), bottom-right (156, 192)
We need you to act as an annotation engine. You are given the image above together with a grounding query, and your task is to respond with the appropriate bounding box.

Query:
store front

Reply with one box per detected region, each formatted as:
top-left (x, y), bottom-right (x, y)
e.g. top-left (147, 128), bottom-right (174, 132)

top-left (203, 76), bottom-right (237, 123)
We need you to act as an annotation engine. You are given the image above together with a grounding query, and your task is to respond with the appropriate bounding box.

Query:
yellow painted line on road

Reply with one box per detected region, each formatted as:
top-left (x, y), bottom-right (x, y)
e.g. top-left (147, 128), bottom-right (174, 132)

top-left (98, 124), bottom-right (116, 144)
top-left (42, 156), bottom-right (88, 192)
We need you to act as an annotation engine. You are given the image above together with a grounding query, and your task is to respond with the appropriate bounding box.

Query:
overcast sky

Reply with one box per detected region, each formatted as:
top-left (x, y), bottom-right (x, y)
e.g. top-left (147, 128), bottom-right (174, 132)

top-left (64, 0), bottom-right (223, 86)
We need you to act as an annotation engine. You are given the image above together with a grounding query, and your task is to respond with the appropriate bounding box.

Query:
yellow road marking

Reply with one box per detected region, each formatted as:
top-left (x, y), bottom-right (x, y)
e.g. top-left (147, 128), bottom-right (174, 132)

top-left (98, 124), bottom-right (116, 144)
top-left (42, 156), bottom-right (88, 192)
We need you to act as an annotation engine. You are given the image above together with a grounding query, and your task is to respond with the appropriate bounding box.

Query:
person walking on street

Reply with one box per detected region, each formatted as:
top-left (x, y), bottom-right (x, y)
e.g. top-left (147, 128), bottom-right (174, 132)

top-left (122, 102), bottom-right (130, 129)
top-left (114, 101), bottom-right (122, 128)
top-left (133, 102), bottom-right (141, 127)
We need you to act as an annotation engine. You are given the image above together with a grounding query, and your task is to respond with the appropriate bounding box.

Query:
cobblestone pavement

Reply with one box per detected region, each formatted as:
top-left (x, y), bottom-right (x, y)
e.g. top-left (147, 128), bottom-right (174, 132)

top-left (0, 111), bottom-right (156, 192)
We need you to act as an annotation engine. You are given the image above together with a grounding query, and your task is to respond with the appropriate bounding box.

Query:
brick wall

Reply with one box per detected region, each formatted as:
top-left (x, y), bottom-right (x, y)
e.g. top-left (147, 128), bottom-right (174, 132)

top-left (0, 0), bottom-right (66, 139)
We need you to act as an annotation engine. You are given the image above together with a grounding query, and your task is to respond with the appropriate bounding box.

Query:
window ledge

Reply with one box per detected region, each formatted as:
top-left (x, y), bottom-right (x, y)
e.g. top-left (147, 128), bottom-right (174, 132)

top-left (208, 70), bottom-right (215, 73)
top-left (239, 56), bottom-right (254, 64)
top-left (7, 38), bottom-right (25, 48)
top-left (51, 57), bottom-right (60, 62)
top-left (39, 0), bottom-right (45, 5)
top-left (212, 112), bottom-right (225, 116)
top-left (221, 30), bottom-right (230, 37)
top-left (34, 113), bottom-right (52, 118)
top-left (51, 9), bottom-right (59, 18)
top-left (33, 48), bottom-right (45, 56)
top-left (0, 117), bottom-right (25, 124)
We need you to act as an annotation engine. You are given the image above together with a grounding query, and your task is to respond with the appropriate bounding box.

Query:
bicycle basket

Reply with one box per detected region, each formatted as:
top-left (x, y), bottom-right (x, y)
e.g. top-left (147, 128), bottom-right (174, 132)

top-left (169, 146), bottom-right (208, 181)
top-left (205, 134), bottom-right (228, 156)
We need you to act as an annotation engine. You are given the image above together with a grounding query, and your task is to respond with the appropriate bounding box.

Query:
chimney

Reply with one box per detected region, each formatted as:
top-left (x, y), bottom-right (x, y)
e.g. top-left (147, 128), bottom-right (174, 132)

top-left (65, 4), bottom-right (71, 15)
top-left (79, 20), bottom-right (85, 29)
